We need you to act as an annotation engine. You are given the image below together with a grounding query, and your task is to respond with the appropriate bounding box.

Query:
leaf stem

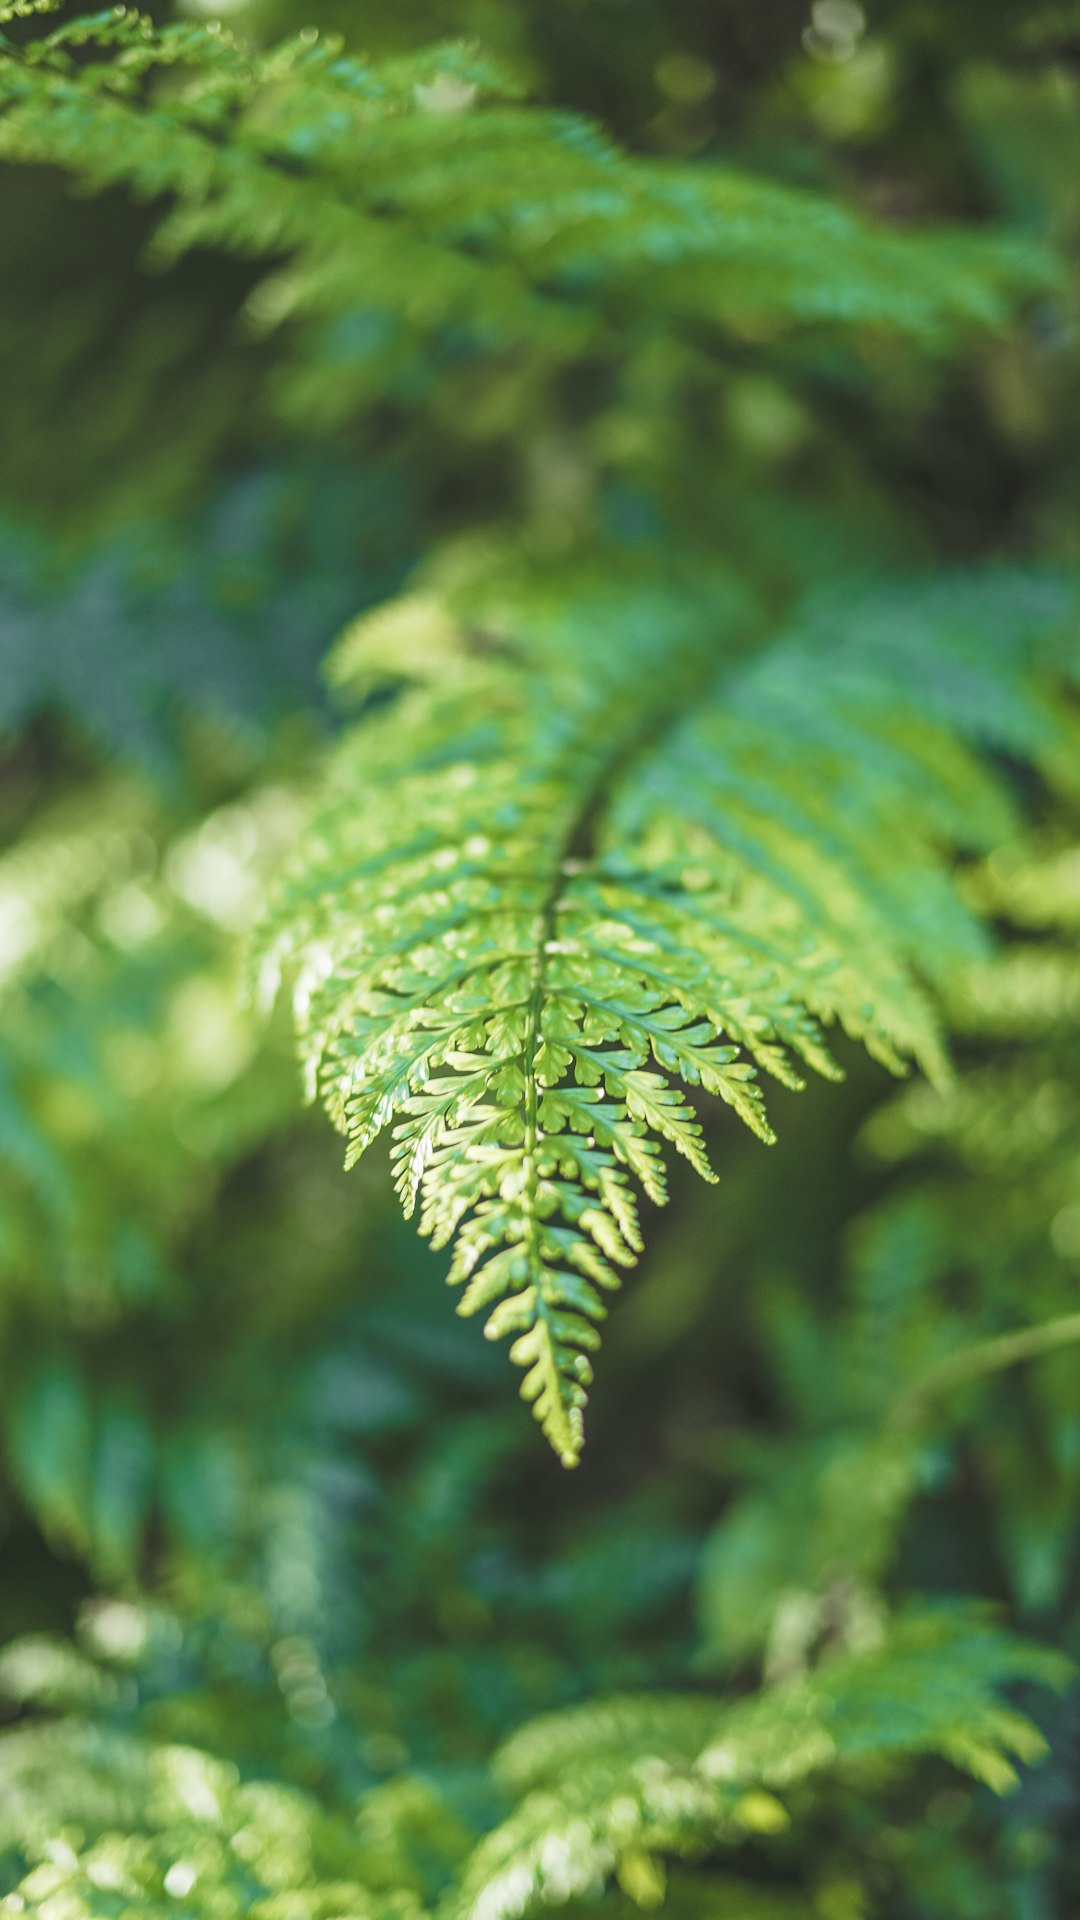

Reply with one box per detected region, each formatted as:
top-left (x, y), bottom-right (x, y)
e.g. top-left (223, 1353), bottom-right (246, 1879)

top-left (889, 1311), bottom-right (1080, 1429)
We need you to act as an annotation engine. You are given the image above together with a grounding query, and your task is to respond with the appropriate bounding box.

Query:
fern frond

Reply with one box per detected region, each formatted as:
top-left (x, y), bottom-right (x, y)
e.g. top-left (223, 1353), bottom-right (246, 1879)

top-left (259, 554), bottom-right (1073, 1462)
top-left (0, 7), bottom-right (1053, 408)
top-left (441, 1614), bottom-right (1068, 1920)
top-left (0, 1719), bottom-right (420, 1920)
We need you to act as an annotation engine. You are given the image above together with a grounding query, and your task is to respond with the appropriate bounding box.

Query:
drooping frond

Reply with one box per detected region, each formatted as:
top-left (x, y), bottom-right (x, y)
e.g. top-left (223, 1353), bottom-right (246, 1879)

top-left (441, 1612), bottom-right (1069, 1920)
top-left (258, 553), bottom-right (1075, 1462)
top-left (0, 6), bottom-right (1052, 417)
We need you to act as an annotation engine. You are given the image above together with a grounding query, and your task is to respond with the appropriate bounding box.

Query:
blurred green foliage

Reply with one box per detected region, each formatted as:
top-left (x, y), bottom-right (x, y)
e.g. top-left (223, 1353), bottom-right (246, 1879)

top-left (1, 0), bottom-right (1080, 1914)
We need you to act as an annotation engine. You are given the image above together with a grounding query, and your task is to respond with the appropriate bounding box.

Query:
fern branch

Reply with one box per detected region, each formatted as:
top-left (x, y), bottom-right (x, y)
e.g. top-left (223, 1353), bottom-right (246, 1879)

top-left (258, 555), bottom-right (1073, 1461)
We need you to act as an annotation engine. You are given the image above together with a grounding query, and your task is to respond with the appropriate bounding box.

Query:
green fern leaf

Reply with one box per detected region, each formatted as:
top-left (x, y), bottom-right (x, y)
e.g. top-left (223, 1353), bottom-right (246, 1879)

top-left (440, 1613), bottom-right (1069, 1920)
top-left (0, 7), bottom-right (1054, 413)
top-left (258, 553), bottom-right (1072, 1462)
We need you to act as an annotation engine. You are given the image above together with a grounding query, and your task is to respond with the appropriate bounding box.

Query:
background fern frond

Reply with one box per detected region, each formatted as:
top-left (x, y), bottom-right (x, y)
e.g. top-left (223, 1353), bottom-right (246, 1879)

top-left (443, 1612), bottom-right (1069, 1920)
top-left (0, 5), bottom-right (1054, 431)
top-left (0, 1719), bottom-right (421, 1920)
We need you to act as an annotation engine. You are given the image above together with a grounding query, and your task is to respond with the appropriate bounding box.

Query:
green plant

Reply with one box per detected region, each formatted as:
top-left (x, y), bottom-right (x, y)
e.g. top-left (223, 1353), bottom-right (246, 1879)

top-left (1, 2), bottom-right (1079, 1915)
top-left (258, 556), bottom-right (1076, 1462)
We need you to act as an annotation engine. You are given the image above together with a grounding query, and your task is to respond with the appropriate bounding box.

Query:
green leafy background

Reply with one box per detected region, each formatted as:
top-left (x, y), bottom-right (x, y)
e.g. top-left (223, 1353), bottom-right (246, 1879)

top-left (1, 0), bottom-right (1080, 1914)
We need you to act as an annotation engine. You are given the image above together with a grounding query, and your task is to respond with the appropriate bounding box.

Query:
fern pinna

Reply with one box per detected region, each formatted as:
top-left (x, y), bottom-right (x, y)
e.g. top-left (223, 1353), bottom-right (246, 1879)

top-left (259, 557), bottom-right (1073, 1463)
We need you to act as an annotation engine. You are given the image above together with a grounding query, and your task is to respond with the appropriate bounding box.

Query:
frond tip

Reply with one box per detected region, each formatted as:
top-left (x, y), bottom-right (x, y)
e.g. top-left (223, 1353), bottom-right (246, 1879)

top-left (258, 553), bottom-right (1073, 1462)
